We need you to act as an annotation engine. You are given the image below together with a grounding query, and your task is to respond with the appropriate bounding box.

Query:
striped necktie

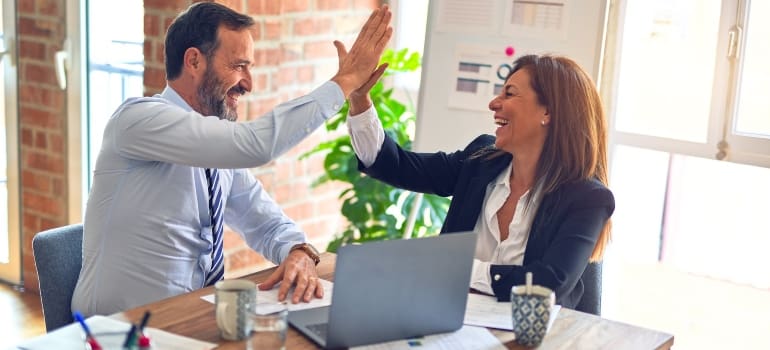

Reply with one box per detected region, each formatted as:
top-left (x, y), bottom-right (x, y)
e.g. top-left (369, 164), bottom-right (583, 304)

top-left (204, 168), bottom-right (225, 286)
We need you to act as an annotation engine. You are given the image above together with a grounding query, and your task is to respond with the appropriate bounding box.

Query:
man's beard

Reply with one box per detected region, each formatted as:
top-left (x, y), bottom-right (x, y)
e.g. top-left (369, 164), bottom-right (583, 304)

top-left (196, 68), bottom-right (240, 122)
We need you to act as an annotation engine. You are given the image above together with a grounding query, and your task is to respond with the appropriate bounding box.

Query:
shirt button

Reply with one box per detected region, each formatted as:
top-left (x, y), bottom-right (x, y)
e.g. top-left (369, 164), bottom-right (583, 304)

top-left (493, 274), bottom-right (501, 281)
top-left (305, 127), bottom-right (311, 133)
top-left (333, 104), bottom-right (341, 110)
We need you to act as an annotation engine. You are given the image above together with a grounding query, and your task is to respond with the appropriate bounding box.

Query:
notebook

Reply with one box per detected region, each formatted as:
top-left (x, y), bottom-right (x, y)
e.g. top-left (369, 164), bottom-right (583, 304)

top-left (288, 231), bottom-right (478, 349)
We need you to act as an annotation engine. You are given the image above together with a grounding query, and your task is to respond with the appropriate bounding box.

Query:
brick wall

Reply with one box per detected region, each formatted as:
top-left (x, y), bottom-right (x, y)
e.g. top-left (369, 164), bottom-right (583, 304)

top-left (18, 0), bottom-right (68, 292)
top-left (17, 0), bottom-right (379, 291)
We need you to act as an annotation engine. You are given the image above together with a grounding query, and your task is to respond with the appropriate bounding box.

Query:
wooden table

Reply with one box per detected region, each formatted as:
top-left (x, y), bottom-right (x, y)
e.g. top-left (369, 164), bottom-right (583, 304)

top-left (113, 253), bottom-right (674, 349)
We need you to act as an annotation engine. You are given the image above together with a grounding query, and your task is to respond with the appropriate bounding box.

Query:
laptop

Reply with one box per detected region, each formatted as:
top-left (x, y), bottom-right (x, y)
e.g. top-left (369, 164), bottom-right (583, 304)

top-left (288, 231), bottom-right (477, 349)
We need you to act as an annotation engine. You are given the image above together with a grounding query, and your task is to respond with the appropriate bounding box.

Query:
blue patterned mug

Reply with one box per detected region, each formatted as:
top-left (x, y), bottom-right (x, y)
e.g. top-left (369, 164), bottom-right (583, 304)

top-left (511, 274), bottom-right (555, 347)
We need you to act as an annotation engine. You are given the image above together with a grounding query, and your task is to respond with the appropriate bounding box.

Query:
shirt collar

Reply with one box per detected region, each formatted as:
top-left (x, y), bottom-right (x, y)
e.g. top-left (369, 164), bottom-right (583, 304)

top-left (159, 85), bottom-right (195, 112)
top-left (492, 161), bottom-right (514, 189)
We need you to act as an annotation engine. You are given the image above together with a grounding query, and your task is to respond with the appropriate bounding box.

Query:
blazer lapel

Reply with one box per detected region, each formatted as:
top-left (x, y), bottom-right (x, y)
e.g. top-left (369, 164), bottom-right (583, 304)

top-left (443, 154), bottom-right (511, 233)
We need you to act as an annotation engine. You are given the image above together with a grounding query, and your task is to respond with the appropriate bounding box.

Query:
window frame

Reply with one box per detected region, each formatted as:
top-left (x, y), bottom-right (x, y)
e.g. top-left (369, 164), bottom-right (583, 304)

top-left (603, 0), bottom-right (770, 169)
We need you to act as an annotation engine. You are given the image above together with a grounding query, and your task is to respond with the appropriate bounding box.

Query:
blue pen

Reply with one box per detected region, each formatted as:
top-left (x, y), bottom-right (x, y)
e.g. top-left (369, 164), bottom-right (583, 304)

top-left (123, 324), bottom-right (137, 349)
top-left (74, 311), bottom-right (103, 350)
top-left (137, 311), bottom-right (153, 349)
top-left (138, 310), bottom-right (152, 333)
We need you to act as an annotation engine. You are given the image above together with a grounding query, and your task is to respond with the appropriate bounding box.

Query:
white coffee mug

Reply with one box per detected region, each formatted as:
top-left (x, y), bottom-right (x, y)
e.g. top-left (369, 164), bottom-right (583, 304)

top-left (215, 279), bottom-right (257, 340)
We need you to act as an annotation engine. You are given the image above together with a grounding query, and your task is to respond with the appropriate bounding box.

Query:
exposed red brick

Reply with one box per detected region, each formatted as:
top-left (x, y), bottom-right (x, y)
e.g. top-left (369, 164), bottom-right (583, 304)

top-left (144, 66), bottom-right (167, 94)
top-left (38, 0), bottom-right (61, 17)
top-left (317, 0), bottom-right (350, 11)
top-left (252, 72), bottom-right (268, 92)
top-left (18, 40), bottom-right (46, 61)
top-left (217, 0), bottom-right (244, 12)
top-left (49, 134), bottom-right (64, 153)
top-left (226, 251), bottom-right (273, 278)
top-left (294, 18), bottom-right (333, 36)
top-left (283, 201), bottom-right (315, 220)
top-left (254, 48), bottom-right (282, 67)
top-left (263, 0), bottom-right (280, 15)
top-left (22, 212), bottom-right (39, 233)
top-left (245, 0), bottom-right (262, 14)
top-left (154, 41), bottom-right (166, 67)
top-left (18, 17), bottom-right (57, 37)
top-left (264, 20), bottom-right (282, 40)
top-left (20, 107), bottom-right (60, 129)
top-left (22, 170), bottom-right (51, 193)
top-left (144, 0), bottom-right (191, 11)
top-left (52, 178), bottom-right (64, 197)
top-left (145, 14), bottom-right (161, 37)
top-left (282, 0), bottom-right (311, 13)
top-left (223, 229), bottom-right (242, 250)
top-left (353, 0), bottom-right (379, 10)
top-left (23, 191), bottom-right (64, 217)
top-left (24, 152), bottom-right (65, 173)
top-left (34, 131), bottom-right (47, 149)
top-left (23, 63), bottom-right (59, 85)
top-left (297, 65), bottom-right (314, 83)
top-left (276, 66), bottom-right (297, 86)
top-left (39, 218), bottom-right (60, 231)
top-left (18, 0), bottom-right (34, 14)
top-left (303, 40), bottom-right (337, 59)
top-left (248, 96), bottom-right (280, 117)
top-left (21, 128), bottom-right (33, 146)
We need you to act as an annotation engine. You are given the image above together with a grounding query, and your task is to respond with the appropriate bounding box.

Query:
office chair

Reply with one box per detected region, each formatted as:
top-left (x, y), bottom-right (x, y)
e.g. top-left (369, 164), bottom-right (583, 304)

top-left (32, 223), bottom-right (84, 332)
top-left (575, 262), bottom-right (602, 316)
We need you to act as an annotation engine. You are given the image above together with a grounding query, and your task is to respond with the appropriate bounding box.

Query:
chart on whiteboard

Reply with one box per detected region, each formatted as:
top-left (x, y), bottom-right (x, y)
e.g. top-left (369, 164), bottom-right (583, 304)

top-left (450, 44), bottom-right (516, 112)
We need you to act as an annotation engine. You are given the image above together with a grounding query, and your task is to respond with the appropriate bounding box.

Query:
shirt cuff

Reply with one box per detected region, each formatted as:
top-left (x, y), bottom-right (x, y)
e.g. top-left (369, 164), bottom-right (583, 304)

top-left (347, 105), bottom-right (384, 167)
top-left (470, 259), bottom-right (494, 295)
top-left (309, 81), bottom-right (346, 119)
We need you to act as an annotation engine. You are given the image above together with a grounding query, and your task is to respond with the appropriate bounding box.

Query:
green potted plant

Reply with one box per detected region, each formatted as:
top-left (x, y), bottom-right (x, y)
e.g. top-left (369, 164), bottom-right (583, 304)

top-left (301, 48), bottom-right (450, 252)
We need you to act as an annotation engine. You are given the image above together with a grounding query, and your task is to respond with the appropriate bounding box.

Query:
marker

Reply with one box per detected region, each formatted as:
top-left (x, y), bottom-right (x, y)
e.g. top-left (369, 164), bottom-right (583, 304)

top-left (73, 311), bottom-right (102, 350)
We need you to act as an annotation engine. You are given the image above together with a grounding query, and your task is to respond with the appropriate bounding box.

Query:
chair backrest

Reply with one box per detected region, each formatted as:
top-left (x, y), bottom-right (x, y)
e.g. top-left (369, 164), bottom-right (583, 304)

top-left (575, 262), bottom-right (603, 316)
top-left (32, 223), bottom-right (84, 332)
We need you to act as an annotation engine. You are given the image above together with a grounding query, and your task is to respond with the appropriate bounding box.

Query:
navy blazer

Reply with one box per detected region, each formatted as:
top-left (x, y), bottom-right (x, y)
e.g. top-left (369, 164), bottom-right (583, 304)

top-left (359, 134), bottom-right (615, 308)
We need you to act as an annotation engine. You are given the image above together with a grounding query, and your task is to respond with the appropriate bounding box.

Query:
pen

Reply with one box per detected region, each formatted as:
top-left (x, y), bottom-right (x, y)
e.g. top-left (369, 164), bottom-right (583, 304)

top-left (138, 310), bottom-right (152, 333)
top-left (138, 310), bottom-right (152, 349)
top-left (73, 311), bottom-right (103, 350)
top-left (123, 324), bottom-right (137, 349)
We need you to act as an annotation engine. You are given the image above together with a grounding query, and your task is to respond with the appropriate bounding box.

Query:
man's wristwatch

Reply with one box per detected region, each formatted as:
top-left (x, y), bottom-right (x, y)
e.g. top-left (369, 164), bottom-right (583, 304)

top-left (290, 243), bottom-right (321, 265)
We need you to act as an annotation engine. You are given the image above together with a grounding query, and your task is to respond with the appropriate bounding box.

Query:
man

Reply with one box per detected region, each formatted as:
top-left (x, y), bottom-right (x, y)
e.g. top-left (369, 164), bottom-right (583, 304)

top-left (72, 2), bottom-right (392, 316)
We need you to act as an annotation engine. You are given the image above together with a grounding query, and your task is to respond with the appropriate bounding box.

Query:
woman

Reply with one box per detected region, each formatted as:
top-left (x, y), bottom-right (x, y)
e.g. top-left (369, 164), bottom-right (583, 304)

top-left (346, 54), bottom-right (614, 309)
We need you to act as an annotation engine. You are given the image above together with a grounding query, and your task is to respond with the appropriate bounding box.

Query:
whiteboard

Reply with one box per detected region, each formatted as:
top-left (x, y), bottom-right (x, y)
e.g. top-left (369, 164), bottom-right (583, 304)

top-left (414, 0), bottom-right (609, 152)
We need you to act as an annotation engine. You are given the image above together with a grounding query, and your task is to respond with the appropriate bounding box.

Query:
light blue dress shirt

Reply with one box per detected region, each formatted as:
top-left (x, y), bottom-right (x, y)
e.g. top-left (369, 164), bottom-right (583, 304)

top-left (72, 82), bottom-right (344, 316)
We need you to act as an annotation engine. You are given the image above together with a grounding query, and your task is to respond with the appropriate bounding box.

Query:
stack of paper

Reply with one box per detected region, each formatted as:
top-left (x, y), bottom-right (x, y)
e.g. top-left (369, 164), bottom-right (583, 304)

top-left (16, 315), bottom-right (216, 350)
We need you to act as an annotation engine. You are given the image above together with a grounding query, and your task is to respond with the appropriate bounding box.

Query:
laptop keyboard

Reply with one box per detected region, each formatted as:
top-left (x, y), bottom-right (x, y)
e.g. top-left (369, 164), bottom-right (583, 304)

top-left (306, 322), bottom-right (328, 339)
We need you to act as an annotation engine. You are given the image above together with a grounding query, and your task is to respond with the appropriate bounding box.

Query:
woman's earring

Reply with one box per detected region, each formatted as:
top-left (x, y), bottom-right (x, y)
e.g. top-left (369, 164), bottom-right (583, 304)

top-left (541, 119), bottom-right (546, 126)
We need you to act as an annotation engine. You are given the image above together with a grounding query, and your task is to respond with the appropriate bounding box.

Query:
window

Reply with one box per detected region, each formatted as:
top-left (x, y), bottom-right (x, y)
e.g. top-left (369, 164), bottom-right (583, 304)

top-left (602, 0), bottom-right (770, 347)
top-left (87, 0), bottom-right (144, 189)
top-left (607, 0), bottom-right (770, 166)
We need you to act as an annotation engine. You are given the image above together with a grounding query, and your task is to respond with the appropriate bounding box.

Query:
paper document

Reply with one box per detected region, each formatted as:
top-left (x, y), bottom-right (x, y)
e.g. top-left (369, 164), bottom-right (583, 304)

top-left (16, 315), bottom-right (216, 350)
top-left (351, 325), bottom-right (506, 350)
top-left (201, 278), bottom-right (334, 314)
top-left (464, 293), bottom-right (561, 331)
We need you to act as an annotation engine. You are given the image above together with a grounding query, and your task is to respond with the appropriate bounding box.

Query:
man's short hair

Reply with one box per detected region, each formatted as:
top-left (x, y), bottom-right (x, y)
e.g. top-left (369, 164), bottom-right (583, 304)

top-left (164, 2), bottom-right (255, 80)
